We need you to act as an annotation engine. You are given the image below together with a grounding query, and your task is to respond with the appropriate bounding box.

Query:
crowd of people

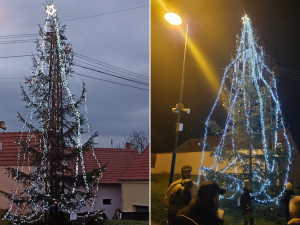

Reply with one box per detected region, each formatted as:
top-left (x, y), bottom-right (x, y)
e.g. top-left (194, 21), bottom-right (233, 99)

top-left (163, 165), bottom-right (300, 225)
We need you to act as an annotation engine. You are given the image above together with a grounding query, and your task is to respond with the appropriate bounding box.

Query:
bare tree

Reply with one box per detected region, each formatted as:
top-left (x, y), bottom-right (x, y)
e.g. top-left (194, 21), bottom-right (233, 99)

top-left (125, 130), bottom-right (149, 153)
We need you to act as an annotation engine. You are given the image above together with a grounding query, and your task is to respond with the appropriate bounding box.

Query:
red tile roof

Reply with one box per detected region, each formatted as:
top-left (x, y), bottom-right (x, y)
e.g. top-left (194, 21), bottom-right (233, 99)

top-left (119, 145), bottom-right (149, 181)
top-left (0, 132), bottom-right (38, 166)
top-left (0, 132), bottom-right (149, 184)
top-left (83, 148), bottom-right (139, 184)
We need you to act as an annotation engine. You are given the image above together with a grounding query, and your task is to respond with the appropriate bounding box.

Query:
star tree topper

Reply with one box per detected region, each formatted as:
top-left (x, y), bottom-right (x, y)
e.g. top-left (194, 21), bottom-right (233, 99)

top-left (46, 4), bottom-right (56, 16)
top-left (242, 15), bottom-right (250, 24)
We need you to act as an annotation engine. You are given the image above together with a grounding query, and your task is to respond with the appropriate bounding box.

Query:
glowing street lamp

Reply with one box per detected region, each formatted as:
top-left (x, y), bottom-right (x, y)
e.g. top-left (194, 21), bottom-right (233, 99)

top-left (165, 12), bottom-right (191, 186)
top-left (164, 12), bottom-right (182, 26)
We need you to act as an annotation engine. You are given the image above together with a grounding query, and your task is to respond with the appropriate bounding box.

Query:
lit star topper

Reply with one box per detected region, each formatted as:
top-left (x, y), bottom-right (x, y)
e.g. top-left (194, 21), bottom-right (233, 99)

top-left (242, 15), bottom-right (250, 24)
top-left (46, 4), bottom-right (56, 16)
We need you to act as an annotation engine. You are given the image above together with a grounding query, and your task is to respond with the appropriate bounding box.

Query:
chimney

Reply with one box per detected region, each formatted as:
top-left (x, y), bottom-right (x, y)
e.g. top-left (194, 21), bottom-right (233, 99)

top-left (125, 142), bottom-right (131, 149)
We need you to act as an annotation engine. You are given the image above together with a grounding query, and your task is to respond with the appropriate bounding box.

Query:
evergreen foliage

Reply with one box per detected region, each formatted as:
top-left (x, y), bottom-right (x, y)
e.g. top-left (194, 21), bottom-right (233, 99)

top-left (198, 16), bottom-right (292, 203)
top-left (0, 5), bottom-right (103, 224)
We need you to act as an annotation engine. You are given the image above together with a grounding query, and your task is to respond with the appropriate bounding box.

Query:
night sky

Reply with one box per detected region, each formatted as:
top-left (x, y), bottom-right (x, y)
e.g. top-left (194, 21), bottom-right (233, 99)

top-left (151, 0), bottom-right (300, 153)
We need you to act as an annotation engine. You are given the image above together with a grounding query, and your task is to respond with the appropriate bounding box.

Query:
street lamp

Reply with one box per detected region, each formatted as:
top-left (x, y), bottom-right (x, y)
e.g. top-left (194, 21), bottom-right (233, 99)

top-left (164, 12), bottom-right (182, 26)
top-left (165, 12), bottom-right (191, 186)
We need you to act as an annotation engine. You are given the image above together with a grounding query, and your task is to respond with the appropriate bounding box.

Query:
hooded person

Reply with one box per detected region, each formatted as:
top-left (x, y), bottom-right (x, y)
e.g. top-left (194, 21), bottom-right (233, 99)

top-left (240, 180), bottom-right (254, 225)
top-left (175, 180), bottom-right (226, 225)
top-left (281, 182), bottom-right (295, 222)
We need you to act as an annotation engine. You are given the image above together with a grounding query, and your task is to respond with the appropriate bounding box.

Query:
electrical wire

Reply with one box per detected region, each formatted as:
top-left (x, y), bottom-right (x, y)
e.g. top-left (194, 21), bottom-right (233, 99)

top-left (75, 58), bottom-right (148, 84)
top-left (0, 73), bottom-right (149, 91)
top-left (74, 53), bottom-right (148, 80)
top-left (0, 39), bottom-right (36, 44)
top-left (62, 5), bottom-right (149, 23)
top-left (74, 72), bottom-right (148, 91)
top-left (0, 52), bottom-right (150, 90)
top-left (0, 54), bottom-right (33, 59)
top-left (74, 63), bottom-right (149, 86)
top-left (0, 33), bottom-right (38, 39)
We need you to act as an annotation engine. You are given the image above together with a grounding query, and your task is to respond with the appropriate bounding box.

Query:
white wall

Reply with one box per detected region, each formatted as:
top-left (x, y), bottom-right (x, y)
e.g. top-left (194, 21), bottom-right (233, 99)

top-left (121, 181), bottom-right (149, 212)
top-left (79, 183), bottom-right (122, 219)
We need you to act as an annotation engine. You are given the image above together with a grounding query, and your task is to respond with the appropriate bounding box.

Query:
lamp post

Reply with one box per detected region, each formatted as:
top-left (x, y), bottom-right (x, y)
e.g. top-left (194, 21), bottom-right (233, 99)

top-left (165, 12), bottom-right (190, 186)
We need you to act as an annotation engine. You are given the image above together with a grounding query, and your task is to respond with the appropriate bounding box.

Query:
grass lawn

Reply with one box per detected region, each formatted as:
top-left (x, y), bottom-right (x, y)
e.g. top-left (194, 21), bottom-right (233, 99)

top-left (151, 173), bottom-right (288, 225)
top-left (0, 219), bottom-right (148, 225)
top-left (104, 220), bottom-right (148, 225)
top-left (0, 210), bottom-right (148, 225)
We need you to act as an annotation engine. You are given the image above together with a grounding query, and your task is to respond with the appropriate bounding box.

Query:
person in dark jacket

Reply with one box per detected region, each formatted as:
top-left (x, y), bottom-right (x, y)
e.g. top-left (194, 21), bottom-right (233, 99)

top-left (164, 165), bottom-right (198, 208)
top-left (281, 182), bottom-right (295, 223)
top-left (175, 180), bottom-right (226, 225)
top-left (288, 196), bottom-right (300, 225)
top-left (168, 179), bottom-right (193, 225)
top-left (240, 180), bottom-right (254, 225)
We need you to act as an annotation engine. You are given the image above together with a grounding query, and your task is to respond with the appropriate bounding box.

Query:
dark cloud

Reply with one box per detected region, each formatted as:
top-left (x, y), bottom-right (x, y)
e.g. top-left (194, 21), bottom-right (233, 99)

top-left (0, 0), bottom-right (149, 147)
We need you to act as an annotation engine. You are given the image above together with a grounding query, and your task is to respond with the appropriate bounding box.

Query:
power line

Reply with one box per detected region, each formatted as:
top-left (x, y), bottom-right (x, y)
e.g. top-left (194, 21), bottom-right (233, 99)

top-left (276, 74), bottom-right (300, 81)
top-left (74, 63), bottom-right (148, 86)
top-left (74, 53), bottom-right (148, 80)
top-left (0, 53), bottom-right (149, 87)
top-left (0, 82), bottom-right (21, 85)
top-left (21, 4), bottom-right (149, 28)
top-left (0, 33), bottom-right (38, 39)
top-left (62, 5), bottom-right (149, 23)
top-left (0, 39), bottom-right (36, 44)
top-left (75, 58), bottom-right (148, 84)
top-left (0, 54), bottom-right (33, 59)
top-left (0, 73), bottom-right (149, 91)
top-left (0, 53), bottom-right (149, 84)
top-left (74, 72), bottom-right (148, 91)
top-left (0, 73), bottom-right (148, 91)
top-left (0, 77), bottom-right (23, 79)
top-left (277, 67), bottom-right (300, 74)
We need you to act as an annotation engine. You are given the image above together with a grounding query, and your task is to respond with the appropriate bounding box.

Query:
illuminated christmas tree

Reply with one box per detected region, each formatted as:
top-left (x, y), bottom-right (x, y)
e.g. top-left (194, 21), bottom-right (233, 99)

top-left (0, 4), bottom-right (103, 224)
top-left (197, 15), bottom-right (292, 204)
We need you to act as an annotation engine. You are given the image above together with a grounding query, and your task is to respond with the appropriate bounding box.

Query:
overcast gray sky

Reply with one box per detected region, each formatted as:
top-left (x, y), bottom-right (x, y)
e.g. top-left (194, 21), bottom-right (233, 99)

top-left (0, 0), bottom-right (149, 148)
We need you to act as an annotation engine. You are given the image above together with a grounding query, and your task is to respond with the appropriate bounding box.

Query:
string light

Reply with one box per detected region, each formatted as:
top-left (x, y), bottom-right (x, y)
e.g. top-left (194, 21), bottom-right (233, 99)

top-left (197, 15), bottom-right (292, 204)
top-left (4, 4), bottom-right (102, 223)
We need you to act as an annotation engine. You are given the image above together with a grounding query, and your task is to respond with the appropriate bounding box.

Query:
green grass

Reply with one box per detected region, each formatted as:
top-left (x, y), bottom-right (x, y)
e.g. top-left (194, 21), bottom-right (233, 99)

top-left (0, 210), bottom-right (148, 225)
top-left (0, 210), bottom-right (11, 225)
top-left (104, 220), bottom-right (148, 225)
top-left (0, 219), bottom-right (148, 225)
top-left (151, 173), bottom-right (288, 225)
top-left (151, 173), bottom-right (182, 225)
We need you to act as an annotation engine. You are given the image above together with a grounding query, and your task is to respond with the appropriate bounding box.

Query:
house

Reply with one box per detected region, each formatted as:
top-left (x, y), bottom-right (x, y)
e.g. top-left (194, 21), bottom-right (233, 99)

top-left (152, 130), bottom-right (300, 188)
top-left (119, 145), bottom-right (149, 220)
top-left (80, 144), bottom-right (149, 220)
top-left (0, 132), bottom-right (33, 210)
top-left (0, 132), bottom-right (149, 220)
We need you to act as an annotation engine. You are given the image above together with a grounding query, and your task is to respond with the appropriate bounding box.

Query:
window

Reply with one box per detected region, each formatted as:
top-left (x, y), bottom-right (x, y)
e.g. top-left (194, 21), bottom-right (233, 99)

top-left (103, 199), bottom-right (111, 205)
top-left (135, 205), bottom-right (149, 212)
top-left (0, 142), bottom-right (2, 150)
